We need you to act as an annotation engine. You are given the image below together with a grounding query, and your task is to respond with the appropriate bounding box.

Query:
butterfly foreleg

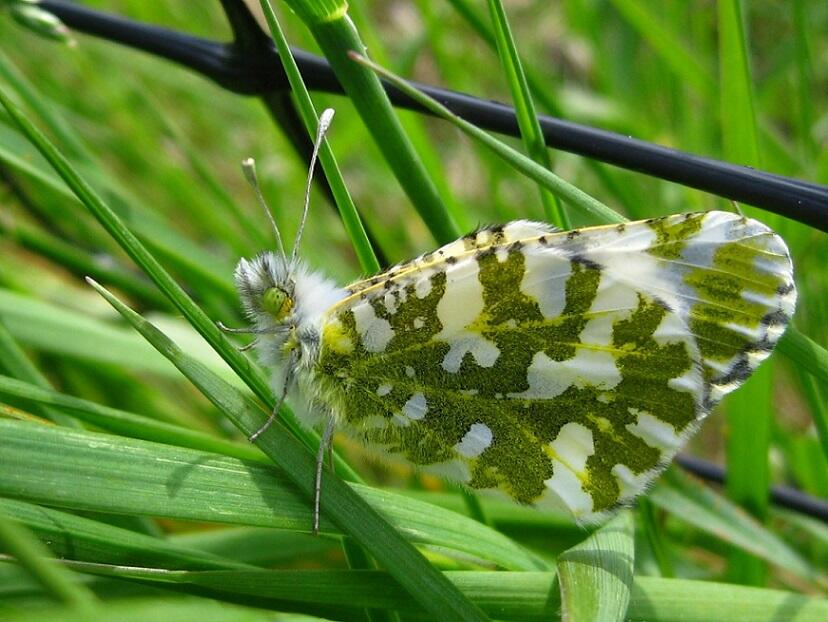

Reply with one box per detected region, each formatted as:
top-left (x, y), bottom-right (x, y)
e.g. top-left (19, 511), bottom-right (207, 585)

top-left (249, 347), bottom-right (299, 442)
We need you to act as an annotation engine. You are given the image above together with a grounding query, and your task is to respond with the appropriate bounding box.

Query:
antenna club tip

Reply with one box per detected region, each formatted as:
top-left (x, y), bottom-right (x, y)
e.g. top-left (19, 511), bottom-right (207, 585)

top-left (241, 158), bottom-right (258, 184)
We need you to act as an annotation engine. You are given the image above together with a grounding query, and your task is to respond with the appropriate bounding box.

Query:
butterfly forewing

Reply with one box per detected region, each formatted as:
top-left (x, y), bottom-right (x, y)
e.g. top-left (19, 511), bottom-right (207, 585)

top-left (313, 212), bottom-right (795, 520)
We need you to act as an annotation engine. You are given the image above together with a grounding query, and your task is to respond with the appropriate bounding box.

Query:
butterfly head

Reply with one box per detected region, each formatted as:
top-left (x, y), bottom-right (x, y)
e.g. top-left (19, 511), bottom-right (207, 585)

top-left (234, 252), bottom-right (296, 330)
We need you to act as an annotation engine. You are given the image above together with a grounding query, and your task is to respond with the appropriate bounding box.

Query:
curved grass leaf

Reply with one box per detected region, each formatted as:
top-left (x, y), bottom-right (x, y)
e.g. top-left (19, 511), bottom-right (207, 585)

top-left (557, 510), bottom-right (634, 622)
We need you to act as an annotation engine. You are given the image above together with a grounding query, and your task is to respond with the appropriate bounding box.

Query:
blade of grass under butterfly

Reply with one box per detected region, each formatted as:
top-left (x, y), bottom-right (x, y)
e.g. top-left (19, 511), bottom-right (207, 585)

top-left (0, 510), bottom-right (97, 613)
top-left (0, 499), bottom-right (251, 571)
top-left (0, 418), bottom-right (542, 573)
top-left (0, 374), bottom-right (261, 461)
top-left (15, 562), bottom-right (828, 622)
top-left (87, 280), bottom-right (492, 620)
top-left (557, 510), bottom-right (634, 622)
top-left (486, 0), bottom-right (568, 228)
top-left (0, 598), bottom-right (278, 622)
top-left (274, 0), bottom-right (460, 246)
top-left (349, 53), bottom-right (624, 226)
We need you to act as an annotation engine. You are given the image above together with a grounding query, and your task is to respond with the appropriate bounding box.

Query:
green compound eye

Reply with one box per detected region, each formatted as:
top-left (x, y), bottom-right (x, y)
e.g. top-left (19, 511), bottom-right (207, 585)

top-left (262, 287), bottom-right (293, 320)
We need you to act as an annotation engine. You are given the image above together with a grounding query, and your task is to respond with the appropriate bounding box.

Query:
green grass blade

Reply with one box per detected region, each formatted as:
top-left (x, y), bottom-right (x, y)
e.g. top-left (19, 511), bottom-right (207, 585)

top-left (1, 598), bottom-right (279, 622)
top-left (256, 0), bottom-right (380, 274)
top-left (628, 577), bottom-right (828, 622)
top-left (486, 0), bottom-right (568, 228)
top-left (0, 218), bottom-right (171, 310)
top-left (277, 0), bottom-right (461, 245)
top-left (779, 327), bottom-right (828, 388)
top-left (0, 509), bottom-right (97, 612)
top-left (349, 54), bottom-right (624, 225)
top-left (791, 0), bottom-right (816, 160)
top-left (718, 0), bottom-right (760, 167)
top-left (0, 288), bottom-right (226, 380)
top-left (0, 499), bottom-right (250, 571)
top-left (14, 563), bottom-right (828, 622)
top-left (0, 319), bottom-right (77, 427)
top-left (0, 419), bottom-right (540, 573)
top-left (0, 374), bottom-right (260, 461)
top-left (444, 0), bottom-right (643, 215)
top-left (796, 371), bottom-right (828, 466)
top-left (557, 510), bottom-right (634, 622)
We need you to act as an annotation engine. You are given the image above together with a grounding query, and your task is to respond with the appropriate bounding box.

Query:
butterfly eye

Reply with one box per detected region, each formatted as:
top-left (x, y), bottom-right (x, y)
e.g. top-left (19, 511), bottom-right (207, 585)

top-left (261, 286), bottom-right (293, 320)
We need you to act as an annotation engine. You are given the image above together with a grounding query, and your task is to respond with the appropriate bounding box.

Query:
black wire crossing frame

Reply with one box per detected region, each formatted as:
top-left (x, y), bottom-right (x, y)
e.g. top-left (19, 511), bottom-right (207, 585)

top-left (25, 0), bottom-right (828, 522)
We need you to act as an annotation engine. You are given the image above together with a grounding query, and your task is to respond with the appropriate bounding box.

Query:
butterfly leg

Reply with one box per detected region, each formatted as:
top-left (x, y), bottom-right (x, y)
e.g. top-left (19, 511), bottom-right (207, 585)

top-left (238, 338), bottom-right (258, 352)
top-left (313, 414), bottom-right (336, 535)
top-left (249, 349), bottom-right (298, 442)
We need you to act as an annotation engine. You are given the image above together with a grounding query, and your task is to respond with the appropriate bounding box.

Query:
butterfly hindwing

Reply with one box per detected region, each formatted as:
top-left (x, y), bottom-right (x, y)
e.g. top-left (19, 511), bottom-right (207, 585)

top-left (313, 212), bottom-right (795, 520)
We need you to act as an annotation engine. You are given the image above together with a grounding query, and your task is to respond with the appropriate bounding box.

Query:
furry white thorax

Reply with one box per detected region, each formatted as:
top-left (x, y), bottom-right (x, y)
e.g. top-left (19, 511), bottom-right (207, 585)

top-left (233, 251), bottom-right (346, 427)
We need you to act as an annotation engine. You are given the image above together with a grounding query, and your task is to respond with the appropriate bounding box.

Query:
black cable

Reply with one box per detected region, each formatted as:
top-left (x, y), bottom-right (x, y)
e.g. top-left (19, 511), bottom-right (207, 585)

top-left (25, 1), bottom-right (828, 523)
top-left (38, 0), bottom-right (828, 232)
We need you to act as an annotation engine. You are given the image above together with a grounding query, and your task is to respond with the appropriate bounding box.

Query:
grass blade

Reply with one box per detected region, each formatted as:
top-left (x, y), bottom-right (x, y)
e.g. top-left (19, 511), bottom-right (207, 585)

top-left (557, 510), bottom-right (634, 622)
top-left (0, 509), bottom-right (97, 612)
top-left (486, 0), bottom-right (568, 228)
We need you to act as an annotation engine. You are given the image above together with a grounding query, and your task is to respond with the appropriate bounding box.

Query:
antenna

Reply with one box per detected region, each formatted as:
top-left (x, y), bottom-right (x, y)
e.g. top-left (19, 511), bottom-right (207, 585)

top-left (290, 108), bottom-right (335, 266)
top-left (242, 157), bottom-right (286, 263)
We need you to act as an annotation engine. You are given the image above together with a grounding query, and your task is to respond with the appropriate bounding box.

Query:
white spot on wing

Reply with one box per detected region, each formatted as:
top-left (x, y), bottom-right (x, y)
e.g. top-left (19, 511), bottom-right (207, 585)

top-left (454, 423), bottom-right (493, 458)
top-left (435, 257), bottom-right (500, 372)
top-left (544, 422), bottom-right (595, 517)
top-left (383, 292), bottom-right (397, 314)
top-left (402, 392), bottom-right (427, 421)
top-left (626, 410), bottom-right (682, 452)
top-left (520, 248), bottom-right (570, 318)
top-left (352, 302), bottom-right (394, 352)
top-left (415, 276), bottom-right (433, 298)
top-left (510, 347), bottom-right (621, 399)
top-left (612, 463), bottom-right (655, 501)
top-left (376, 383), bottom-right (392, 397)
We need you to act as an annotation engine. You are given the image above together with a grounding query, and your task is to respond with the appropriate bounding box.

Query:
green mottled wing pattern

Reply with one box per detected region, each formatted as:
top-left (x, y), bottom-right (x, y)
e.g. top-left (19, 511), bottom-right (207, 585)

top-left (313, 212), bottom-right (795, 520)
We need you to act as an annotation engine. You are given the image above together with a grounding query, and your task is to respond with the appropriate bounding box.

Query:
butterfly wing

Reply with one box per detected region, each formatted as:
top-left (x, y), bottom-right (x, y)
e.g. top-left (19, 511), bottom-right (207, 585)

top-left (314, 212), bottom-right (795, 521)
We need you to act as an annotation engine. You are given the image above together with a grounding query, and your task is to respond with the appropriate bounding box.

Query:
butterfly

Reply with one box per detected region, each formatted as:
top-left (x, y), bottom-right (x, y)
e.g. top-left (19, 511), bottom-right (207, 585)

top-left (226, 110), bottom-right (796, 531)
